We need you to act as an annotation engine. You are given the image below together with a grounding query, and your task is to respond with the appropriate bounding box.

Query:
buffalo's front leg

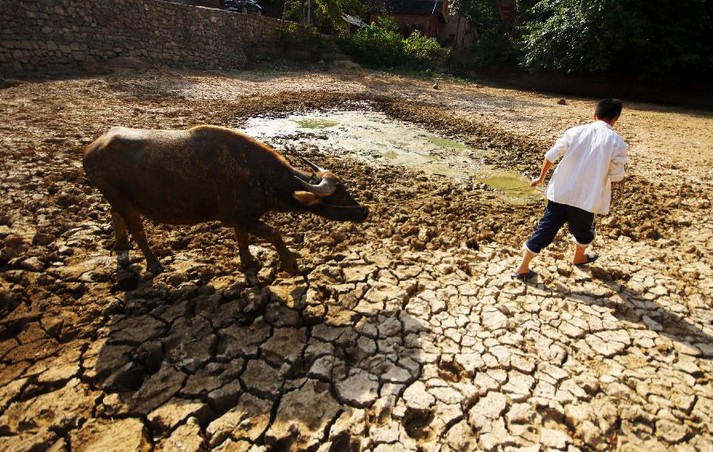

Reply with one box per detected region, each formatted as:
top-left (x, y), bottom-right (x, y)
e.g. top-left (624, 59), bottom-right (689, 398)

top-left (111, 208), bottom-right (130, 266)
top-left (234, 227), bottom-right (260, 271)
top-left (111, 208), bottom-right (130, 252)
top-left (125, 213), bottom-right (163, 275)
top-left (111, 203), bottom-right (162, 275)
top-left (241, 221), bottom-right (298, 274)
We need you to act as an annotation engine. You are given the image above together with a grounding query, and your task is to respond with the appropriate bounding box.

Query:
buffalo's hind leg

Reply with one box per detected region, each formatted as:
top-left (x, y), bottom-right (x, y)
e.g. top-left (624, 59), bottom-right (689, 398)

top-left (113, 204), bottom-right (163, 275)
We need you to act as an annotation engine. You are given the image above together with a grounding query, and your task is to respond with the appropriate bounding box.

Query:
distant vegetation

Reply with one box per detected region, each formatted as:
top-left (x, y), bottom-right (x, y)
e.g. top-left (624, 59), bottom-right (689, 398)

top-left (276, 0), bottom-right (711, 80)
top-left (277, 17), bottom-right (442, 70)
top-left (337, 18), bottom-right (442, 69)
top-left (449, 0), bottom-right (713, 80)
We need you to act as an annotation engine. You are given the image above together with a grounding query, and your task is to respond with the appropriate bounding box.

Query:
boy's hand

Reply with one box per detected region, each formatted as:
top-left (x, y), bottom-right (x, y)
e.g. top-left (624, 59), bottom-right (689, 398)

top-left (532, 158), bottom-right (554, 188)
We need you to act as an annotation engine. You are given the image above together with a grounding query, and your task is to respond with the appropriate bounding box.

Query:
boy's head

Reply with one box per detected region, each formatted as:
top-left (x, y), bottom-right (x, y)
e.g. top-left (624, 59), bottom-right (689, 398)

top-left (595, 98), bottom-right (623, 121)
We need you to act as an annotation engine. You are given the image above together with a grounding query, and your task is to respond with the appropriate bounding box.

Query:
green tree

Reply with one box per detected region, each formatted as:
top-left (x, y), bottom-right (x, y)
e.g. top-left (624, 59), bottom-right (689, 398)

top-left (341, 17), bottom-right (404, 66)
top-left (283, 0), bottom-right (362, 32)
top-left (338, 17), bottom-right (442, 69)
top-left (449, 0), bottom-right (503, 32)
top-left (446, 0), bottom-right (522, 71)
top-left (519, 0), bottom-right (713, 77)
top-left (403, 30), bottom-right (442, 68)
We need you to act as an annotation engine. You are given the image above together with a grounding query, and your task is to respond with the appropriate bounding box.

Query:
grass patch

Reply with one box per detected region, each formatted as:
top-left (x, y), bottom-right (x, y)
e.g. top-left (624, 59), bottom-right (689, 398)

top-left (294, 118), bottom-right (340, 129)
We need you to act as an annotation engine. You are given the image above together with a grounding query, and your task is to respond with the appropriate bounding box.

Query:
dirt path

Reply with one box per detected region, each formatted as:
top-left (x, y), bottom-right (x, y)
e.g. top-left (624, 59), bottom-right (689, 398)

top-left (1, 64), bottom-right (712, 451)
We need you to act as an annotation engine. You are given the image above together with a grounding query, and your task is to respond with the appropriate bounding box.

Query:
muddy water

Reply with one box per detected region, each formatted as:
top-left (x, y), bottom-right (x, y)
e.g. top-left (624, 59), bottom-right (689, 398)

top-left (240, 110), bottom-right (541, 202)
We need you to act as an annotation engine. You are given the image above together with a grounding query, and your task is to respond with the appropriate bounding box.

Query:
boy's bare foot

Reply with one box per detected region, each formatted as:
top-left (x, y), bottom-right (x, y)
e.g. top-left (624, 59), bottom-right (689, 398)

top-left (573, 253), bottom-right (598, 266)
top-left (512, 270), bottom-right (537, 280)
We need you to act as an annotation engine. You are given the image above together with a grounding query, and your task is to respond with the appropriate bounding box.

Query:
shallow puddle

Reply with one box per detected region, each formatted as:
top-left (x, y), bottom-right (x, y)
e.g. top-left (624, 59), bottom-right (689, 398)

top-left (240, 110), bottom-right (540, 202)
top-left (477, 171), bottom-right (541, 198)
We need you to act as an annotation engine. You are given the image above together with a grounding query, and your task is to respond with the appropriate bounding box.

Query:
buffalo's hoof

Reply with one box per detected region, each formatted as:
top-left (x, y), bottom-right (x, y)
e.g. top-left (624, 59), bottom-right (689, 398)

top-left (116, 250), bottom-right (130, 267)
top-left (280, 259), bottom-right (299, 275)
top-left (240, 256), bottom-right (262, 272)
top-left (146, 261), bottom-right (164, 276)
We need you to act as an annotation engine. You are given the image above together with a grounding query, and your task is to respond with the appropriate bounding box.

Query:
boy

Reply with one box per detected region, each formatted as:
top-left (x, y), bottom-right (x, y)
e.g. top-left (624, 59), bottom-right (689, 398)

top-left (513, 98), bottom-right (628, 280)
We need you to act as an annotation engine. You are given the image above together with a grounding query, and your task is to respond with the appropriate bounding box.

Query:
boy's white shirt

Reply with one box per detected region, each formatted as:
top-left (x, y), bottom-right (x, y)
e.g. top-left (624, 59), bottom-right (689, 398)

top-left (545, 120), bottom-right (628, 215)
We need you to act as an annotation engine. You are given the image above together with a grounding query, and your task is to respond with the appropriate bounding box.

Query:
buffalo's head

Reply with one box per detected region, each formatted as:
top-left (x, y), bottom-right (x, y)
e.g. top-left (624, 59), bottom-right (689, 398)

top-left (292, 159), bottom-right (368, 223)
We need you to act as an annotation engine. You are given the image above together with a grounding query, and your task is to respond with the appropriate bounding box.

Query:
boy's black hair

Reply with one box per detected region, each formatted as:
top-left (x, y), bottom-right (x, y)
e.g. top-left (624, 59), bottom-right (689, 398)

top-left (596, 98), bottom-right (623, 120)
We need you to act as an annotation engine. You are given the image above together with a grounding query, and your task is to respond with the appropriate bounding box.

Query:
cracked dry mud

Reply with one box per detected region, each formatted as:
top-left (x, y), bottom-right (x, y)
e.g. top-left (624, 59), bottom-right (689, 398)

top-left (0, 63), bottom-right (712, 451)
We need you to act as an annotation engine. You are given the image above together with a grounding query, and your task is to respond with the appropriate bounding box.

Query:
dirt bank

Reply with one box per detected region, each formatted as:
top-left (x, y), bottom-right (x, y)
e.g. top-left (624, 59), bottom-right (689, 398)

top-left (1, 63), bottom-right (711, 451)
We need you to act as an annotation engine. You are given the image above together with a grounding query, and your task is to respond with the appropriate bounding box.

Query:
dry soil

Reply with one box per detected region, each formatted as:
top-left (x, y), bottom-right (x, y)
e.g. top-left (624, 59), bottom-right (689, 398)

top-left (0, 62), bottom-right (712, 451)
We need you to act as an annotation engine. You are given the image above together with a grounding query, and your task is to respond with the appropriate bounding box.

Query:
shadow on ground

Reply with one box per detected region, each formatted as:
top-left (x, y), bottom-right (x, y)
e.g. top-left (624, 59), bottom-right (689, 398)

top-left (89, 261), bottom-right (431, 449)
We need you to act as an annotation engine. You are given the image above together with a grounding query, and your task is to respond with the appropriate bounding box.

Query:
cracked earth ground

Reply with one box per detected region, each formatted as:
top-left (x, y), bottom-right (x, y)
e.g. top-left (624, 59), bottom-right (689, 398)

top-left (0, 62), bottom-right (711, 451)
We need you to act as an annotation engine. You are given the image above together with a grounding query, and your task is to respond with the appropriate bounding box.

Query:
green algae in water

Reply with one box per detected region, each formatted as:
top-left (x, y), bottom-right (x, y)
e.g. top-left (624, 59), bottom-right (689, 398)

top-left (477, 171), bottom-right (539, 198)
top-left (384, 150), bottom-right (399, 160)
top-left (294, 118), bottom-right (340, 129)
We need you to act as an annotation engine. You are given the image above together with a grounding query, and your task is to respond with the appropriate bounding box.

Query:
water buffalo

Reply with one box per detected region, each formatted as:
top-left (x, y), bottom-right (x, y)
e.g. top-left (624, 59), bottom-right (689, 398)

top-left (83, 125), bottom-right (368, 275)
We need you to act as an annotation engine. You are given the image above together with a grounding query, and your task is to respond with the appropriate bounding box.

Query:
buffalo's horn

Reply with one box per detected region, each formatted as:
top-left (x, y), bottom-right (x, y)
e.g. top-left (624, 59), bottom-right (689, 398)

top-left (299, 156), bottom-right (326, 173)
top-left (294, 175), bottom-right (337, 197)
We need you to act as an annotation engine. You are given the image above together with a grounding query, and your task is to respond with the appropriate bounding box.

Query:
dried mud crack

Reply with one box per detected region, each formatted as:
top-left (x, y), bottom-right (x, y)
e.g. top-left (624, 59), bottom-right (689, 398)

top-left (0, 65), bottom-right (711, 451)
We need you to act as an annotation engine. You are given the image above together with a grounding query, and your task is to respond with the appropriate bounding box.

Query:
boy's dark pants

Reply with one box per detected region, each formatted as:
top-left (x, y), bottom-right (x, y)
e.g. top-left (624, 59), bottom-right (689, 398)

top-left (526, 201), bottom-right (595, 253)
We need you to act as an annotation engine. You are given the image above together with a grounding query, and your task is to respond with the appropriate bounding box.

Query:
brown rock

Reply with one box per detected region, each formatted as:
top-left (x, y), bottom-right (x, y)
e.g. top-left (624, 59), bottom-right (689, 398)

top-left (240, 359), bottom-right (282, 399)
top-left (261, 327), bottom-right (307, 367)
top-left (207, 394), bottom-right (272, 447)
top-left (203, 373), bottom-right (240, 410)
top-left (0, 378), bottom-right (98, 434)
top-left (110, 315), bottom-right (165, 344)
top-left (161, 418), bottom-right (205, 451)
top-left (183, 360), bottom-right (243, 396)
top-left (656, 418), bottom-right (689, 443)
top-left (70, 418), bottom-right (150, 451)
top-left (130, 363), bottom-right (187, 415)
top-left (216, 322), bottom-right (271, 360)
top-left (148, 400), bottom-right (212, 435)
top-left (0, 428), bottom-right (58, 451)
top-left (264, 379), bottom-right (341, 450)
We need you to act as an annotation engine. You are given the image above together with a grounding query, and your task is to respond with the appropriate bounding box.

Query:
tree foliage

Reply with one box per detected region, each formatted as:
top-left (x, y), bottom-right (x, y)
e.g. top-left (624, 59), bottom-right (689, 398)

top-left (338, 17), bottom-right (442, 69)
top-left (519, 0), bottom-right (620, 72)
top-left (343, 17), bottom-right (404, 65)
top-left (282, 0), bottom-right (362, 33)
top-left (451, 0), bottom-right (713, 78)
top-left (402, 30), bottom-right (443, 67)
top-left (519, 0), bottom-right (713, 77)
top-left (449, 0), bottom-right (502, 31)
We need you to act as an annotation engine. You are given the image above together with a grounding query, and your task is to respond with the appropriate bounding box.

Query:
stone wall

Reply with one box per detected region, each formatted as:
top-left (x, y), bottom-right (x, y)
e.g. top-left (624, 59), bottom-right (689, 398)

top-left (0, 0), bottom-right (288, 75)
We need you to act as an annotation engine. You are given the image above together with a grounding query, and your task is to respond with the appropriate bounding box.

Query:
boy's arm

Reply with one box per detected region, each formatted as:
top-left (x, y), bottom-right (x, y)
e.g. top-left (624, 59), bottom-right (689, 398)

top-left (544, 129), bottom-right (572, 163)
top-left (533, 128), bottom-right (571, 187)
top-left (609, 142), bottom-right (628, 183)
top-left (531, 158), bottom-right (554, 187)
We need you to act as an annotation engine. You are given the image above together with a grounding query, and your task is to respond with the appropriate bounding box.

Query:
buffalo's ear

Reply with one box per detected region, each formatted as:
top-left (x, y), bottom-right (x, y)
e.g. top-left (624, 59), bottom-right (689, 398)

top-left (293, 191), bottom-right (321, 206)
